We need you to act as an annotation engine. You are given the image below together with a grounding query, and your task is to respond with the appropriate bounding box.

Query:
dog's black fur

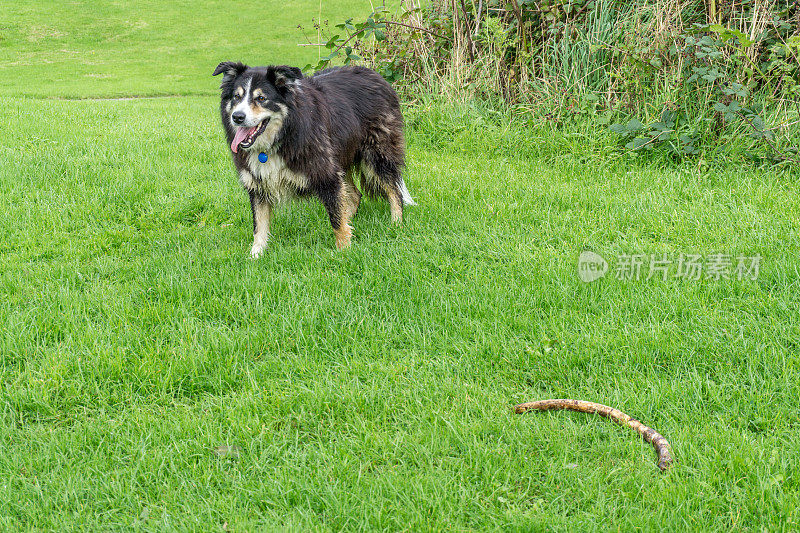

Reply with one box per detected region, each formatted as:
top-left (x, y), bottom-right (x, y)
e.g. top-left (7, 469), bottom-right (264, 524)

top-left (213, 62), bottom-right (413, 255)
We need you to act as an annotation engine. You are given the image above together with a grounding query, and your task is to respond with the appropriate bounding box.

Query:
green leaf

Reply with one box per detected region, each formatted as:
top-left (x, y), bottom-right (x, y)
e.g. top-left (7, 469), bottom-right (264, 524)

top-left (726, 28), bottom-right (754, 47)
top-left (609, 123), bottom-right (627, 134)
top-left (626, 119), bottom-right (643, 132)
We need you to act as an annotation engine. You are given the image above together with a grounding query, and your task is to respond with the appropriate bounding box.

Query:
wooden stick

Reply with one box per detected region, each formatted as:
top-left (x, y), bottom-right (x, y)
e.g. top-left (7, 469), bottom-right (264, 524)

top-left (514, 399), bottom-right (673, 471)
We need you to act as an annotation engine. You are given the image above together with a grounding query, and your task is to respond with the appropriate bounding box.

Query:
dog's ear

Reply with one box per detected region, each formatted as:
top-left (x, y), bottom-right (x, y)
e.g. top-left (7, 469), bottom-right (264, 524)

top-left (269, 66), bottom-right (303, 93)
top-left (212, 61), bottom-right (247, 81)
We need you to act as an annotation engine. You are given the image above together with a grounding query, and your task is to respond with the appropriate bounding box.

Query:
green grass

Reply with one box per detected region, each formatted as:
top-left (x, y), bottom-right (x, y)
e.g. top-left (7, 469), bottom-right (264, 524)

top-left (0, 0), bottom-right (376, 98)
top-left (2, 1), bottom-right (800, 531)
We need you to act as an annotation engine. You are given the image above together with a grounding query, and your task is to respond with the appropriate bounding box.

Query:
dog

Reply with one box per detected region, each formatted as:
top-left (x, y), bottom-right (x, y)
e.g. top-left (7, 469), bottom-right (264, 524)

top-left (212, 62), bottom-right (415, 256)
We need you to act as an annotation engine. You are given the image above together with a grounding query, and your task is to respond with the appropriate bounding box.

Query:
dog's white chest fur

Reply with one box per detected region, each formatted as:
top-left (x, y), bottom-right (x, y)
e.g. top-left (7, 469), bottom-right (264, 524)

top-left (239, 152), bottom-right (307, 203)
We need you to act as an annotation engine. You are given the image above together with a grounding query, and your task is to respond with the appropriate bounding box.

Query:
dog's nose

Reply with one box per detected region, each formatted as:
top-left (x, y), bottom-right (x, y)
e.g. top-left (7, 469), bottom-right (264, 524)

top-left (232, 111), bottom-right (245, 125)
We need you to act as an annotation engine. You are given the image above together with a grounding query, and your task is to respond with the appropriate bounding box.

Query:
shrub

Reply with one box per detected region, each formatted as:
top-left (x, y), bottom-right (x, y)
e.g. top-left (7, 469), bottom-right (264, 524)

top-left (300, 1), bottom-right (799, 164)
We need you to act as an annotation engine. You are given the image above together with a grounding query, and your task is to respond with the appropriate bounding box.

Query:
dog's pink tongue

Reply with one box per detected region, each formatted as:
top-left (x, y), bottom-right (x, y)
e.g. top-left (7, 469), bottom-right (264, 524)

top-left (231, 126), bottom-right (256, 153)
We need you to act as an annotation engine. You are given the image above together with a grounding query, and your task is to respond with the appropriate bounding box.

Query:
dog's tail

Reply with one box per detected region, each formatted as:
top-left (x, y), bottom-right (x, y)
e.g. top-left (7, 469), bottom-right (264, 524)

top-left (399, 178), bottom-right (417, 206)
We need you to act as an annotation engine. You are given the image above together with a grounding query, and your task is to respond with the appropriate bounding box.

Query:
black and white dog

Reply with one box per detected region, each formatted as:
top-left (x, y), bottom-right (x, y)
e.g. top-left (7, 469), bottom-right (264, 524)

top-left (213, 62), bottom-right (415, 256)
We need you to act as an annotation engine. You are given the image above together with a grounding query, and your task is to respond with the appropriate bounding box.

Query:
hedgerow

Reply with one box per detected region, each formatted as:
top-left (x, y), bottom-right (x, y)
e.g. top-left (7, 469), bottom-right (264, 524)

top-left (301, 1), bottom-right (799, 165)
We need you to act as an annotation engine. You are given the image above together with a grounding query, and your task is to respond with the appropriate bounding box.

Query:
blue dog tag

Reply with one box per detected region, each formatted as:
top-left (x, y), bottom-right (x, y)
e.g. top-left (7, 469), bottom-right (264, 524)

top-left (258, 152), bottom-right (268, 163)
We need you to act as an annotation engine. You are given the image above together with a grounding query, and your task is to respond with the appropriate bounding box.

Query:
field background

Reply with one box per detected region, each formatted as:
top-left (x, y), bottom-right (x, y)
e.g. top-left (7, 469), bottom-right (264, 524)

top-left (1, 1), bottom-right (799, 531)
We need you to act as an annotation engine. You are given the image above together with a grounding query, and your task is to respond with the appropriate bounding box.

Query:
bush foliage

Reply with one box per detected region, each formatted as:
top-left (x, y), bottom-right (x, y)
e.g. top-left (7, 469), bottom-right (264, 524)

top-left (302, 0), bottom-right (799, 164)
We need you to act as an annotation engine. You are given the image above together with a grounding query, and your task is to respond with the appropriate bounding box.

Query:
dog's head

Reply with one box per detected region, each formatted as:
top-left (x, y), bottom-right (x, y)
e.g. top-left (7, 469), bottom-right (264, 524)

top-left (213, 62), bottom-right (303, 153)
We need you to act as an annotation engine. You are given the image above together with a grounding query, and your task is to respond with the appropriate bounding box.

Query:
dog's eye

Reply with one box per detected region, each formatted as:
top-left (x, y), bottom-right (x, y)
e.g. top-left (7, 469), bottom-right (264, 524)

top-left (256, 95), bottom-right (267, 103)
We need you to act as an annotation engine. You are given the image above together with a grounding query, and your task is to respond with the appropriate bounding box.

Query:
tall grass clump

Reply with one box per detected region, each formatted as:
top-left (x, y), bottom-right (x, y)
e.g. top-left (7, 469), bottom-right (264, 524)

top-left (302, 0), bottom-right (799, 164)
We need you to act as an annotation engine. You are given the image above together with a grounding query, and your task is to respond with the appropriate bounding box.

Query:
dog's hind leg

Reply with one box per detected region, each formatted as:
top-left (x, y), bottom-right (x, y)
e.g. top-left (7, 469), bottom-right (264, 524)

top-left (386, 187), bottom-right (403, 224)
top-left (319, 176), bottom-right (360, 250)
top-left (361, 151), bottom-right (408, 224)
top-left (344, 167), bottom-right (362, 217)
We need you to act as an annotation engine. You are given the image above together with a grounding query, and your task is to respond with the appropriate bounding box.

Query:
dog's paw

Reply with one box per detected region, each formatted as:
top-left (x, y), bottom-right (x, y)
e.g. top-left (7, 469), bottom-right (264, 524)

top-left (250, 242), bottom-right (267, 258)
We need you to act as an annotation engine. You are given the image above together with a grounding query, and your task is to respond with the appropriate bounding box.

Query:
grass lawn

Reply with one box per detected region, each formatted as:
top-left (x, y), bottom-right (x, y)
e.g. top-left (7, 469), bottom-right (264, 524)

top-left (2, 1), bottom-right (800, 531)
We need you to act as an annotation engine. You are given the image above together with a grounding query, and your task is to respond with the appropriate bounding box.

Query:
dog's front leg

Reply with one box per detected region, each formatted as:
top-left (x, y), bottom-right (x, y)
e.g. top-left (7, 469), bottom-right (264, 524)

top-left (249, 190), bottom-right (272, 258)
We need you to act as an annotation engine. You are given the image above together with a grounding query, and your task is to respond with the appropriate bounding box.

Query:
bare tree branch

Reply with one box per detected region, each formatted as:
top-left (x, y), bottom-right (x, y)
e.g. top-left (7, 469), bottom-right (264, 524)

top-left (515, 399), bottom-right (674, 471)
